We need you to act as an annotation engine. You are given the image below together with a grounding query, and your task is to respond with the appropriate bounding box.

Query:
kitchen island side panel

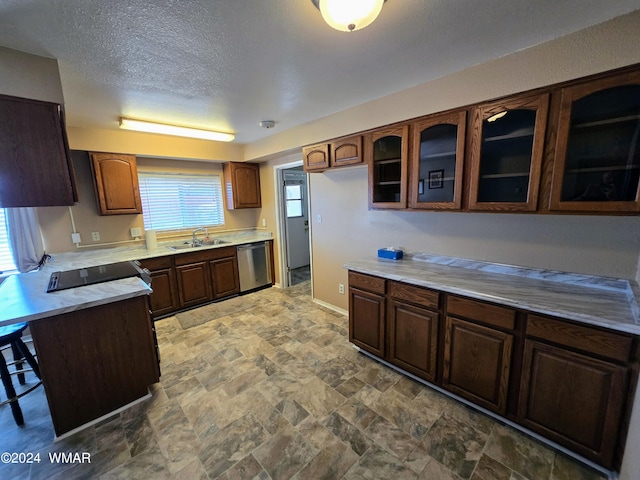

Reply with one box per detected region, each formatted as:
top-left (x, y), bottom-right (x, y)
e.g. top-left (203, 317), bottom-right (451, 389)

top-left (29, 295), bottom-right (159, 436)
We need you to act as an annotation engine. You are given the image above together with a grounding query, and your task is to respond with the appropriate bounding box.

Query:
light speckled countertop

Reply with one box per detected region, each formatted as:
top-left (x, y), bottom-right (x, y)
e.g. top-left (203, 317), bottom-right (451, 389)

top-left (0, 231), bottom-right (272, 327)
top-left (344, 253), bottom-right (640, 335)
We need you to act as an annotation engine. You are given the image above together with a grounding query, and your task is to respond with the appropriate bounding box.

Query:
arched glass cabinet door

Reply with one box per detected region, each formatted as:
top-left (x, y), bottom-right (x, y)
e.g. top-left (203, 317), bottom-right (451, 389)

top-left (468, 94), bottom-right (549, 211)
top-left (550, 70), bottom-right (640, 212)
top-left (410, 111), bottom-right (466, 210)
top-left (368, 125), bottom-right (409, 209)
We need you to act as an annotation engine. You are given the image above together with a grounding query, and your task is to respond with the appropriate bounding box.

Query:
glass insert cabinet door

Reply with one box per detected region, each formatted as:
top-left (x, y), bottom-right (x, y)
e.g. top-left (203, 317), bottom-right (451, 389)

top-left (550, 71), bottom-right (640, 212)
top-left (410, 111), bottom-right (466, 209)
top-left (368, 125), bottom-right (409, 209)
top-left (468, 94), bottom-right (549, 211)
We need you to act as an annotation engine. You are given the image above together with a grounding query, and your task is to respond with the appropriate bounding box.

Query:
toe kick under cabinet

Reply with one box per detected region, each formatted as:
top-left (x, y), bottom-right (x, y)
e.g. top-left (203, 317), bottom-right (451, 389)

top-left (348, 270), bottom-right (639, 471)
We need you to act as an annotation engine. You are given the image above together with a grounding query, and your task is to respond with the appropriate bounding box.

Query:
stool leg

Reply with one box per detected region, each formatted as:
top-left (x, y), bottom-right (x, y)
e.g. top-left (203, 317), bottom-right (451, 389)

top-left (0, 349), bottom-right (24, 426)
top-left (10, 342), bottom-right (26, 385)
top-left (14, 339), bottom-right (40, 379)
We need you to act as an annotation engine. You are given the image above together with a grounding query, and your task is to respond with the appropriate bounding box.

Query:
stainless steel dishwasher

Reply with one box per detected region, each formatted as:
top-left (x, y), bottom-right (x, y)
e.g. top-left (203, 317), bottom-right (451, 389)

top-left (237, 242), bottom-right (271, 292)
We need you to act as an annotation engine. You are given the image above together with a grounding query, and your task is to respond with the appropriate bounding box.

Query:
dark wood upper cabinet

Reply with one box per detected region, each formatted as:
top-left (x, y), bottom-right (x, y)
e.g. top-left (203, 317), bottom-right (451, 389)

top-left (302, 143), bottom-right (330, 172)
top-left (468, 94), bottom-right (549, 212)
top-left (0, 94), bottom-right (77, 207)
top-left (223, 162), bottom-right (262, 209)
top-left (89, 152), bottom-right (142, 215)
top-left (368, 124), bottom-right (409, 209)
top-left (302, 135), bottom-right (363, 172)
top-left (410, 111), bottom-right (466, 210)
top-left (331, 135), bottom-right (363, 168)
top-left (550, 70), bottom-right (640, 213)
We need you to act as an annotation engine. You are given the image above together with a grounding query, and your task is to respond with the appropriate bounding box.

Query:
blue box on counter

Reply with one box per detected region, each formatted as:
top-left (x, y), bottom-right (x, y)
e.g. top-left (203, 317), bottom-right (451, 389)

top-left (378, 248), bottom-right (403, 260)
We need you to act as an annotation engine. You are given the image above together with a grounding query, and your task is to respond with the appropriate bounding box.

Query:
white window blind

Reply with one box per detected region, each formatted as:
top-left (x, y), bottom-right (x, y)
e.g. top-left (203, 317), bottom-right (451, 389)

top-left (138, 172), bottom-right (225, 231)
top-left (0, 209), bottom-right (17, 273)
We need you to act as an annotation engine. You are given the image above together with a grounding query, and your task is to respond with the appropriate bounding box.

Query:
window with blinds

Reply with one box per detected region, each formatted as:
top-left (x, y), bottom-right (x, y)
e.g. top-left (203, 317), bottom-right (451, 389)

top-left (138, 172), bottom-right (225, 231)
top-left (0, 209), bottom-right (17, 274)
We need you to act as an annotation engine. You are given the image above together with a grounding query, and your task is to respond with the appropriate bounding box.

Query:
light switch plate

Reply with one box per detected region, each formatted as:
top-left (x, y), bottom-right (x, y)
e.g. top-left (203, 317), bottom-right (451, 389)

top-left (130, 227), bottom-right (142, 238)
top-left (71, 233), bottom-right (81, 244)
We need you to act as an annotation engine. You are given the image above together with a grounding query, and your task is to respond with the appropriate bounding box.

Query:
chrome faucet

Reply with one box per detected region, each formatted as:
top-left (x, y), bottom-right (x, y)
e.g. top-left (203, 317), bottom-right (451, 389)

top-left (192, 228), bottom-right (207, 246)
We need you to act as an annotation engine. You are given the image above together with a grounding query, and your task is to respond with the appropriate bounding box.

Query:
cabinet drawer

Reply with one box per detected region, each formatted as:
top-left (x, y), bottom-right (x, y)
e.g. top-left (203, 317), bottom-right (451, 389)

top-left (447, 295), bottom-right (516, 330)
top-left (206, 245), bottom-right (237, 260)
top-left (526, 314), bottom-right (634, 363)
top-left (389, 281), bottom-right (439, 310)
top-left (175, 250), bottom-right (212, 266)
top-left (349, 271), bottom-right (385, 295)
top-left (139, 256), bottom-right (173, 271)
top-left (175, 247), bottom-right (236, 266)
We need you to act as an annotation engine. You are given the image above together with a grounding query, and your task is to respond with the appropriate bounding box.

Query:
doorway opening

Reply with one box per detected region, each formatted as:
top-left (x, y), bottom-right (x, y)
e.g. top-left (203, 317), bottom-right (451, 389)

top-left (274, 161), bottom-right (311, 289)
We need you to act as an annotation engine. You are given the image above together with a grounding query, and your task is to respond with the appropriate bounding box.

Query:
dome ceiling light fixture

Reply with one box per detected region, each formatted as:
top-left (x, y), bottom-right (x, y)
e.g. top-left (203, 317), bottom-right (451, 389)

top-left (311, 0), bottom-right (385, 32)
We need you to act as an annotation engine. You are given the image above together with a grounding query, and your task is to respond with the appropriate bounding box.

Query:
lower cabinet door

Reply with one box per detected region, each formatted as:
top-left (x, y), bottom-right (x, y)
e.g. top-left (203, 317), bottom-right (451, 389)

top-left (210, 256), bottom-right (240, 300)
top-left (517, 339), bottom-right (628, 469)
top-left (349, 287), bottom-right (386, 357)
top-left (443, 316), bottom-right (513, 414)
top-left (176, 262), bottom-right (212, 308)
top-left (148, 268), bottom-right (179, 317)
top-left (388, 300), bottom-right (438, 382)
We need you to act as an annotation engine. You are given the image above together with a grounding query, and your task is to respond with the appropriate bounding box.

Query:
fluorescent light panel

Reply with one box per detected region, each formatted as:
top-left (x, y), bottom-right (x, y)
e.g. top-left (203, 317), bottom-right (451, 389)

top-left (119, 118), bottom-right (235, 142)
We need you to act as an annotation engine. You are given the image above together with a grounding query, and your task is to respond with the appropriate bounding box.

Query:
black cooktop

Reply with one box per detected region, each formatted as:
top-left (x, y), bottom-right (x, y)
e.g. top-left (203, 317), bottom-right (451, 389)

top-left (46, 261), bottom-right (149, 292)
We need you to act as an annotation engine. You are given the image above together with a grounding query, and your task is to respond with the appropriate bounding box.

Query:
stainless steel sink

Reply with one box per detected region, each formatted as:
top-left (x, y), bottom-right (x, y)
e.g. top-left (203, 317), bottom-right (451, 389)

top-left (201, 239), bottom-right (229, 246)
top-left (167, 242), bottom-right (197, 250)
top-left (167, 239), bottom-right (229, 250)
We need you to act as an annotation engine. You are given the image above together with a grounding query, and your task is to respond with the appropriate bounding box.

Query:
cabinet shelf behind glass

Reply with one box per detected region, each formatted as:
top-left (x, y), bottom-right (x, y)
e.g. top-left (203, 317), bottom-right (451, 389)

top-left (369, 125), bottom-right (409, 209)
top-left (552, 79), bottom-right (640, 209)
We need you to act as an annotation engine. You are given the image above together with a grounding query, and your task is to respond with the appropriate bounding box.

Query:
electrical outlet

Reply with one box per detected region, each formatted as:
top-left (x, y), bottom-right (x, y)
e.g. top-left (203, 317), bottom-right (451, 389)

top-left (71, 233), bottom-right (81, 244)
top-left (91, 231), bottom-right (100, 241)
top-left (130, 227), bottom-right (142, 238)
top-left (338, 284), bottom-right (345, 294)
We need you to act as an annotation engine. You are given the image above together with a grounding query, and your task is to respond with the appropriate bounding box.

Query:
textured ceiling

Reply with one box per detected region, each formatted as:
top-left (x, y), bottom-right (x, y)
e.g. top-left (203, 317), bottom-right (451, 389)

top-left (0, 0), bottom-right (638, 144)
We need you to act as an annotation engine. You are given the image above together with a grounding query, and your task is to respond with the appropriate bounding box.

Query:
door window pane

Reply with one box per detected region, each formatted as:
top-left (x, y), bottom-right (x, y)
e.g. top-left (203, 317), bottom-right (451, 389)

top-left (285, 185), bottom-right (303, 218)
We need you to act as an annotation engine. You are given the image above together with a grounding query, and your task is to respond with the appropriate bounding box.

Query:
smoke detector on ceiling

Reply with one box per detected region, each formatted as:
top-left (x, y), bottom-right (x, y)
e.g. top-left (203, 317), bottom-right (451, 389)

top-left (259, 120), bottom-right (276, 129)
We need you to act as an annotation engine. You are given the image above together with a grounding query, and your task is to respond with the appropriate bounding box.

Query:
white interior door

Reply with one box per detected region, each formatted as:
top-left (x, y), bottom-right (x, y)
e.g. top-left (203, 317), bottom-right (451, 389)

top-left (284, 169), bottom-right (310, 271)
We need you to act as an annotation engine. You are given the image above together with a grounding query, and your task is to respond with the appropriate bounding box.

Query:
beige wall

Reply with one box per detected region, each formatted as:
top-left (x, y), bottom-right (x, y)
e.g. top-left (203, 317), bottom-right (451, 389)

top-left (38, 153), bottom-right (260, 253)
top-left (308, 167), bottom-right (640, 310)
top-left (67, 126), bottom-right (244, 163)
top-left (0, 46), bottom-right (63, 103)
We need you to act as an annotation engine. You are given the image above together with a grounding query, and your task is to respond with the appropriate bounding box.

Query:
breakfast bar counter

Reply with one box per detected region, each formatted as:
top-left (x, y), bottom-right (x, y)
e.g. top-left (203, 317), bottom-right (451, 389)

top-left (0, 260), bottom-right (157, 438)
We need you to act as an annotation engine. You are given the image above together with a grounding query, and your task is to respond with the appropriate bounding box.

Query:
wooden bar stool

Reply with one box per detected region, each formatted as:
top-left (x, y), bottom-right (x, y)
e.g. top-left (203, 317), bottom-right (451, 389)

top-left (0, 322), bottom-right (42, 426)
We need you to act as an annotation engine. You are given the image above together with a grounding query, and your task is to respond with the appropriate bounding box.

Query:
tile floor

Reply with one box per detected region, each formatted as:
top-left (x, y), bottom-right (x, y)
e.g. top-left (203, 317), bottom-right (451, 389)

top-left (0, 281), bottom-right (610, 479)
top-left (290, 266), bottom-right (311, 286)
